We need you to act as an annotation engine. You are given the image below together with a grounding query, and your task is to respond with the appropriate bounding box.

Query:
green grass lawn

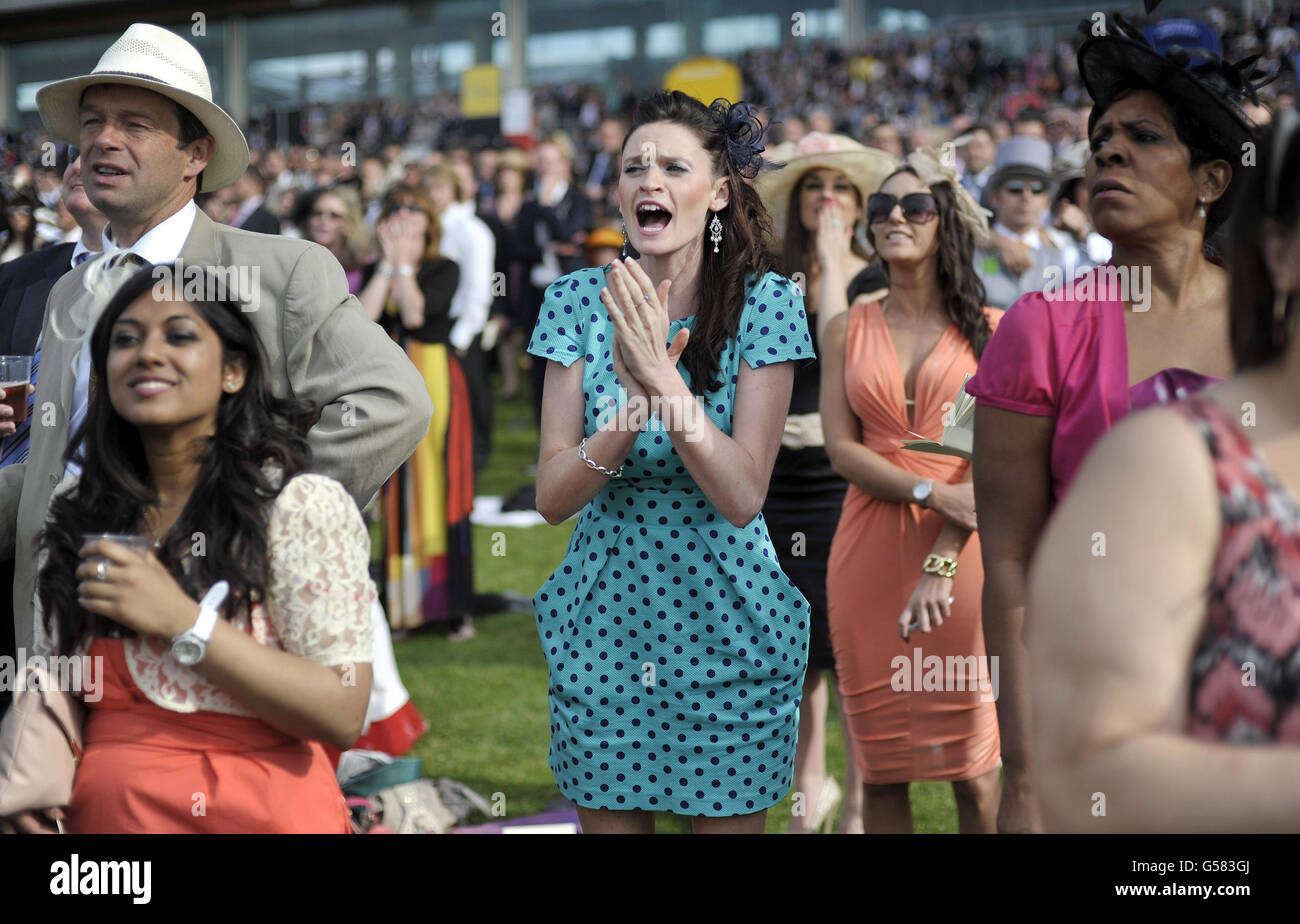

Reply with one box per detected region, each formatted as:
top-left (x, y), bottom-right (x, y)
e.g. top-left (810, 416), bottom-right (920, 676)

top-left (393, 387), bottom-right (962, 833)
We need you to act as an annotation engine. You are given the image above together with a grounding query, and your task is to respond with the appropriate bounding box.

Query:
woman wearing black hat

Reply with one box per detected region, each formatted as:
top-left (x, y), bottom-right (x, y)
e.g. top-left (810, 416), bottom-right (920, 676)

top-left (966, 9), bottom-right (1268, 833)
top-left (1028, 106), bottom-right (1300, 832)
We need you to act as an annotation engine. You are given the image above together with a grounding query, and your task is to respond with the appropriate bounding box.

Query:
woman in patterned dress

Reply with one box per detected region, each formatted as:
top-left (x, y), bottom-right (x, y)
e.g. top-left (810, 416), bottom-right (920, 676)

top-left (1028, 110), bottom-right (1300, 832)
top-left (529, 91), bottom-right (813, 834)
top-left (358, 185), bottom-right (473, 634)
top-left (2, 263), bottom-right (374, 833)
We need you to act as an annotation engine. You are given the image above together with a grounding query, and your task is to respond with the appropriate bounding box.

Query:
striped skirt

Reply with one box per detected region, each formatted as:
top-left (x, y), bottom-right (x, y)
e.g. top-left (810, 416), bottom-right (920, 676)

top-left (382, 339), bottom-right (475, 629)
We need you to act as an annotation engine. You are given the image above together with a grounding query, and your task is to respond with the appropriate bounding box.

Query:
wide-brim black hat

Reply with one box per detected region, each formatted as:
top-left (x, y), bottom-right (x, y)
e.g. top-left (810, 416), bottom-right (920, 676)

top-left (1077, 10), bottom-right (1271, 150)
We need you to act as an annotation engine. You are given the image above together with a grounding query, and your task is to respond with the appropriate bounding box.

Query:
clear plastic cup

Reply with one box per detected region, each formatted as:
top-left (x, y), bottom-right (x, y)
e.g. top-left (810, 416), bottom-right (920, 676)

top-left (81, 533), bottom-right (154, 638)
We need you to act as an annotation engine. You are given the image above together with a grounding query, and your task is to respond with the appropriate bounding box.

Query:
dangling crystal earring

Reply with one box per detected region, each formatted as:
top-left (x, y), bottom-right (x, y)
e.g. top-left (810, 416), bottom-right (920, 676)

top-left (620, 219), bottom-right (629, 259)
top-left (709, 212), bottom-right (723, 253)
top-left (1197, 198), bottom-right (1207, 219)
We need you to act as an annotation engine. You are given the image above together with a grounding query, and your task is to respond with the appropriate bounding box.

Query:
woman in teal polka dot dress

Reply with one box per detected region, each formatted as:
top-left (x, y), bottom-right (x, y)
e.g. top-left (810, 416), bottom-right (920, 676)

top-left (529, 91), bottom-right (813, 834)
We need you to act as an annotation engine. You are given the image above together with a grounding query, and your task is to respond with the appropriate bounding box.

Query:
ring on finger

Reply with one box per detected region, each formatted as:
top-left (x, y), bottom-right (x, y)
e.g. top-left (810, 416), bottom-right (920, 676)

top-left (95, 560), bottom-right (109, 582)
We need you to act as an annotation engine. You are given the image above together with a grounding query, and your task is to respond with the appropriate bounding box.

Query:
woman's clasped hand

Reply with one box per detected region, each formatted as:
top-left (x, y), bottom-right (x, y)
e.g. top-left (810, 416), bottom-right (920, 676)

top-left (599, 257), bottom-right (685, 398)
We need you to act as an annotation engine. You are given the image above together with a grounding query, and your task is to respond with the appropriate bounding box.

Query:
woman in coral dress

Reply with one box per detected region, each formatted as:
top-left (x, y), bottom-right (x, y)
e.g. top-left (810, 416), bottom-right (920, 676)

top-left (822, 153), bottom-right (1001, 833)
top-left (6, 263), bottom-right (374, 834)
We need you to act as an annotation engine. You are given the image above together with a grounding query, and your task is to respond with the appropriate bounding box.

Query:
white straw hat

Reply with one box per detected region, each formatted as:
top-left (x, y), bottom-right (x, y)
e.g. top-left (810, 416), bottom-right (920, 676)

top-left (753, 132), bottom-right (897, 239)
top-left (36, 23), bottom-right (249, 192)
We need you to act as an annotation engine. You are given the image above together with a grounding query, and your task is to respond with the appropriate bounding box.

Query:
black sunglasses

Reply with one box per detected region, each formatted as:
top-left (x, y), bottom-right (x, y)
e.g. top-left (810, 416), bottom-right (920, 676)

top-left (866, 192), bottom-right (938, 226)
top-left (1001, 180), bottom-right (1048, 196)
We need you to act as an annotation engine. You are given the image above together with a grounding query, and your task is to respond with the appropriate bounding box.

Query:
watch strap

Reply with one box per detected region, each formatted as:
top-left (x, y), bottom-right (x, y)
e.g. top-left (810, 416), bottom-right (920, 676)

top-left (189, 580), bottom-right (230, 643)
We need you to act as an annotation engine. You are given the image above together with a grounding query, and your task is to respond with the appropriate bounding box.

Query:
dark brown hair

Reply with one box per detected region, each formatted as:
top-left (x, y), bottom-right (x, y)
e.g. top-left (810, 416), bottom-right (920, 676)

top-left (622, 91), bottom-right (780, 395)
top-left (867, 167), bottom-right (992, 357)
top-left (1228, 114), bottom-right (1300, 370)
top-left (781, 170), bottom-right (872, 296)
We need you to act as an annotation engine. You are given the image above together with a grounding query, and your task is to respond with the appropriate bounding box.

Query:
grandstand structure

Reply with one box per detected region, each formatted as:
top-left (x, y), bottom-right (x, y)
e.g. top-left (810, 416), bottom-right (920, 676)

top-left (0, 0), bottom-right (1257, 132)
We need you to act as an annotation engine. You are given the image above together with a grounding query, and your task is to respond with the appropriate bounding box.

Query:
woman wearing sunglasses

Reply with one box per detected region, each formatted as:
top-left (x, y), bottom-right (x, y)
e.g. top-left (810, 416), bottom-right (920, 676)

top-left (301, 185), bottom-right (369, 295)
top-left (821, 150), bottom-right (1002, 833)
top-left (967, 11), bottom-right (1264, 833)
top-left (752, 132), bottom-right (895, 833)
top-left (358, 186), bottom-right (475, 637)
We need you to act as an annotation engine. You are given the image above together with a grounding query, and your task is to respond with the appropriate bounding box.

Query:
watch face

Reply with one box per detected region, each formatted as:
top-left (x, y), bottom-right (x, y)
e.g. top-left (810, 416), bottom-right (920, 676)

top-left (172, 637), bottom-right (203, 666)
top-left (913, 482), bottom-right (931, 501)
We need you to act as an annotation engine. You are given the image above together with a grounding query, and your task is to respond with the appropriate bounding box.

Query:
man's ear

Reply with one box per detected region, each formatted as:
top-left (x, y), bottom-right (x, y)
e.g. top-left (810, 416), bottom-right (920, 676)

top-left (183, 134), bottom-right (215, 186)
top-left (710, 175), bottom-right (730, 212)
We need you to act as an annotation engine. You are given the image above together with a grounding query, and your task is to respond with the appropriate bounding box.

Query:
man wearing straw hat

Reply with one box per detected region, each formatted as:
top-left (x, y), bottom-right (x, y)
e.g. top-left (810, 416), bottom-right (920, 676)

top-left (0, 23), bottom-right (433, 654)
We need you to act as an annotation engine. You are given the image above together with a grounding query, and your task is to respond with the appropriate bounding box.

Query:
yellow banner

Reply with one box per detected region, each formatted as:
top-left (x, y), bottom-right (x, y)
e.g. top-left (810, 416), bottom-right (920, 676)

top-left (461, 65), bottom-right (501, 118)
top-left (664, 57), bottom-right (741, 106)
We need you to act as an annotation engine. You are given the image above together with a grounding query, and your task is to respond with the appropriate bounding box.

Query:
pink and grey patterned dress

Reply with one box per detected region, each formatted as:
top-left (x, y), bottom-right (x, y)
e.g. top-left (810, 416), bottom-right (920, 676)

top-left (1175, 395), bottom-right (1300, 743)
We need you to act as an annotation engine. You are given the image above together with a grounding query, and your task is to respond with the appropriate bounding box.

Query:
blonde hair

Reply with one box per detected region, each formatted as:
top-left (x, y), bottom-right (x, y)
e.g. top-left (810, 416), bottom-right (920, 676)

top-left (424, 163), bottom-right (466, 203)
top-left (308, 185), bottom-right (368, 272)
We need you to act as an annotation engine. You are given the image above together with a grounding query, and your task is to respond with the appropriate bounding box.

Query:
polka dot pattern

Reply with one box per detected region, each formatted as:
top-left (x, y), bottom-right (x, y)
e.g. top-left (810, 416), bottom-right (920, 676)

top-left (525, 268), bottom-right (814, 817)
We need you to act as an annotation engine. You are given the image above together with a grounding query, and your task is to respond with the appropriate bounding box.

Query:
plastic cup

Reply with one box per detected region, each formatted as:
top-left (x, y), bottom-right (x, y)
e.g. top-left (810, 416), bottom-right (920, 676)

top-left (81, 533), bottom-right (154, 638)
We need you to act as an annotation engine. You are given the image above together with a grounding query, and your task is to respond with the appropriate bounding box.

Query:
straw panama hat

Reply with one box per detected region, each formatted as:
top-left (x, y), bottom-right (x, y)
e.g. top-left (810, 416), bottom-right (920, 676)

top-left (36, 22), bottom-right (249, 193)
top-left (753, 132), bottom-right (897, 238)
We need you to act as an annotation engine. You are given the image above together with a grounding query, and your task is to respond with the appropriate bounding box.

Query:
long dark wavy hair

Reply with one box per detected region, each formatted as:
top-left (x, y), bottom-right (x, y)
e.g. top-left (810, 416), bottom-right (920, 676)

top-left (39, 262), bottom-right (319, 655)
top-left (866, 167), bottom-right (992, 358)
top-left (781, 170), bottom-right (873, 298)
top-left (621, 91), bottom-right (781, 395)
top-left (1228, 112), bottom-right (1300, 370)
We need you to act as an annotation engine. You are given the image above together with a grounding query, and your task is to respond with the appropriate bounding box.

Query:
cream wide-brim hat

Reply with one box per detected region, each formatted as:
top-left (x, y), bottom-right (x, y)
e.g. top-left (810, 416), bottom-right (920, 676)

top-left (36, 22), bottom-right (249, 193)
top-left (754, 133), bottom-right (898, 239)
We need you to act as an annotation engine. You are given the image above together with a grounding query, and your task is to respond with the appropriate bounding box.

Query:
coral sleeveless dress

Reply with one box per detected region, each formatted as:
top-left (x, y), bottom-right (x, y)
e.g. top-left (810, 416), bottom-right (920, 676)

top-left (826, 301), bottom-right (1002, 783)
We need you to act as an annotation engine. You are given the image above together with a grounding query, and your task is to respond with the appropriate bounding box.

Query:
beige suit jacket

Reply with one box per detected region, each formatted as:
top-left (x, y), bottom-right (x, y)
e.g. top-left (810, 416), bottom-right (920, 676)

top-left (0, 208), bottom-right (434, 650)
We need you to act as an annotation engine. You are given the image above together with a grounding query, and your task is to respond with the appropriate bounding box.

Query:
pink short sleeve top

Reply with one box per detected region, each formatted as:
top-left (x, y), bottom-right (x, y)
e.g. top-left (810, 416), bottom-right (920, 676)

top-left (965, 266), bottom-right (1221, 506)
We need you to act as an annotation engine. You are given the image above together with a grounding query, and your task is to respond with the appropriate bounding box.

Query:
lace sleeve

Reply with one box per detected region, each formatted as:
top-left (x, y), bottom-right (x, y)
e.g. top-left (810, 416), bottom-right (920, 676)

top-left (265, 473), bottom-right (376, 667)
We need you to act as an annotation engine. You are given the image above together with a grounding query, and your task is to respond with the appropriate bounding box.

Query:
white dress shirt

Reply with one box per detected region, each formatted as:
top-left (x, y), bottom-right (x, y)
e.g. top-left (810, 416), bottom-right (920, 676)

top-left (66, 200), bottom-right (196, 477)
top-left (438, 201), bottom-right (496, 353)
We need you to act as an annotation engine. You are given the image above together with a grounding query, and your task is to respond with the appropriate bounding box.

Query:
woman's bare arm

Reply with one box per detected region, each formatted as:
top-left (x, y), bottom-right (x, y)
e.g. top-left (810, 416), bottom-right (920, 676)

top-left (971, 403), bottom-right (1054, 829)
top-left (534, 358), bottom-right (644, 525)
top-left (1026, 406), bottom-right (1300, 831)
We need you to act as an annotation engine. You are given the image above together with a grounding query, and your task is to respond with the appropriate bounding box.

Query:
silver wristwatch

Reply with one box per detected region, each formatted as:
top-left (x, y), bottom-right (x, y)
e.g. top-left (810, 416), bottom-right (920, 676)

top-left (171, 580), bottom-right (230, 666)
top-left (911, 479), bottom-right (935, 508)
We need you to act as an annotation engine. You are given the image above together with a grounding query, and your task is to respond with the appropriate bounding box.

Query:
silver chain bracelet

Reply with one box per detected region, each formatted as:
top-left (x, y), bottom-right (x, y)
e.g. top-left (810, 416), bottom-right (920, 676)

top-left (578, 436), bottom-right (623, 478)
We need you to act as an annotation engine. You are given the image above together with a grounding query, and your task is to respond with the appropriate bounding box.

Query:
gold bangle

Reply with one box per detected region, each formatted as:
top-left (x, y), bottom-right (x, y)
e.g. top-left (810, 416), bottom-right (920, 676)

top-left (922, 554), bottom-right (957, 579)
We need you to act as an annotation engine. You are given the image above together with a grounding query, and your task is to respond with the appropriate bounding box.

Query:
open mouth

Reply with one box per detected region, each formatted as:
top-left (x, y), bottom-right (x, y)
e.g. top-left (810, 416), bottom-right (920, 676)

top-left (93, 164), bottom-right (128, 179)
top-left (884, 230), bottom-right (911, 242)
top-left (635, 201), bottom-right (673, 235)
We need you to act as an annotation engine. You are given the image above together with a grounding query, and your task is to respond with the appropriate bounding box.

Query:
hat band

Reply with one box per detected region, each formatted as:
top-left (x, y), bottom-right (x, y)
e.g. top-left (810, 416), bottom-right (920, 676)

top-left (86, 69), bottom-right (212, 103)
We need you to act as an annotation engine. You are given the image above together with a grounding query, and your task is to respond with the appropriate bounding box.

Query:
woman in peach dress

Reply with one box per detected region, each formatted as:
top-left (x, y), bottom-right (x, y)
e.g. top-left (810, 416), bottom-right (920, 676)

top-left (822, 152), bottom-right (1001, 833)
top-left (3, 263), bottom-right (374, 834)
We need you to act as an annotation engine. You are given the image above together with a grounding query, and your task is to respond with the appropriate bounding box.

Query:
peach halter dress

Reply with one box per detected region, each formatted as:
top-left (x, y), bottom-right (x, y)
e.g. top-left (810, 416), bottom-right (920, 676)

top-left (826, 301), bottom-right (1002, 784)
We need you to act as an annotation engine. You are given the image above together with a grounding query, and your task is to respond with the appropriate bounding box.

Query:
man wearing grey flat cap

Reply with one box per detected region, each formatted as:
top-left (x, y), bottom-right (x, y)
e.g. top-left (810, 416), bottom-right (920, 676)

top-left (0, 22), bottom-right (433, 656)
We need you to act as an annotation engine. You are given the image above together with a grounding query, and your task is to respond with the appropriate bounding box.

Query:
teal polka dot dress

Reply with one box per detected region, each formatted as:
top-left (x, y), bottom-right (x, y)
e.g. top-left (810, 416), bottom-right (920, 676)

top-left (527, 266), bottom-right (814, 817)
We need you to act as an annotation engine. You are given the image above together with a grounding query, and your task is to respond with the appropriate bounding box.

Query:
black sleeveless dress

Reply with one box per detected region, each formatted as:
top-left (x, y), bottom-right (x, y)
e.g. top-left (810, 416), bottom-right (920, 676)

top-left (763, 265), bottom-right (884, 672)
